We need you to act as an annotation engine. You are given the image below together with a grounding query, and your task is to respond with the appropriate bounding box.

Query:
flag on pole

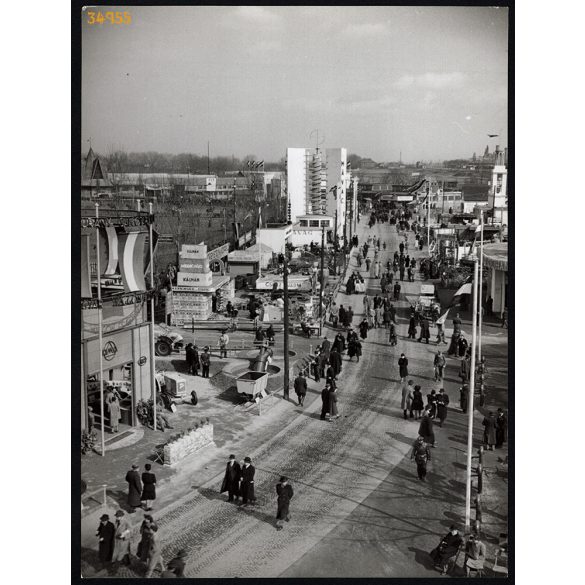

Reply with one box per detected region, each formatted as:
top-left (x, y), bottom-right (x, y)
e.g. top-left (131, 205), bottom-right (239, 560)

top-left (474, 223), bottom-right (482, 233)
top-left (257, 160), bottom-right (264, 168)
top-left (435, 308), bottom-right (450, 325)
top-left (450, 282), bottom-right (472, 307)
top-left (247, 160), bottom-right (251, 168)
top-left (257, 206), bottom-right (263, 229)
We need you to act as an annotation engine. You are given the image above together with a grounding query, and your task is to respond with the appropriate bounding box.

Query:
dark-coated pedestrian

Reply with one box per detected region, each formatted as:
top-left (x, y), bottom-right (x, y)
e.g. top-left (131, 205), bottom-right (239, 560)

top-left (200, 347), bottom-right (211, 378)
top-left (418, 408), bottom-right (436, 446)
top-left (436, 388), bottom-right (450, 427)
top-left (240, 457), bottom-right (256, 506)
top-left (220, 454), bottom-right (241, 502)
top-left (329, 349), bottom-right (343, 377)
top-left (411, 436), bottom-right (432, 481)
top-left (141, 463), bottom-right (156, 511)
top-left (125, 464), bottom-right (142, 511)
top-left (411, 385), bottom-right (424, 419)
top-left (482, 412), bottom-right (497, 450)
top-left (96, 513), bottom-right (115, 567)
top-left (275, 476), bottom-right (294, 530)
top-left (294, 372), bottom-right (308, 406)
top-left (398, 354), bottom-right (409, 382)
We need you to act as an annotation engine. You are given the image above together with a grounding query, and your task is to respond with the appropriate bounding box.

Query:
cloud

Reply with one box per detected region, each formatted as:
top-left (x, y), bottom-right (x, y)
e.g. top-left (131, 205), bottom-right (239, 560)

top-left (233, 6), bottom-right (282, 26)
top-left (341, 21), bottom-right (390, 38)
top-left (282, 94), bottom-right (396, 115)
top-left (394, 72), bottom-right (466, 89)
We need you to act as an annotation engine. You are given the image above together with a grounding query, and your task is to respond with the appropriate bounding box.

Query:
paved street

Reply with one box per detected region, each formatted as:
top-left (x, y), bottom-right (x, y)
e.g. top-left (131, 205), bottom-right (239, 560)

top-left (83, 215), bottom-right (508, 578)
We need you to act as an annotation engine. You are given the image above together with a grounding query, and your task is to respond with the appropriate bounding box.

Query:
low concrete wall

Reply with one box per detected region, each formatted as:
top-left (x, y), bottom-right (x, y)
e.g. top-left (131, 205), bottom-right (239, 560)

top-left (163, 422), bottom-right (214, 465)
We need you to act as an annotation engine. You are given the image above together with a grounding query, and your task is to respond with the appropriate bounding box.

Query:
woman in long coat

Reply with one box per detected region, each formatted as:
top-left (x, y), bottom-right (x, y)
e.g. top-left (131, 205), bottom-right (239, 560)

top-left (401, 383), bottom-right (414, 419)
top-left (125, 465), bottom-right (142, 509)
top-left (96, 514), bottom-right (115, 566)
top-left (359, 319), bottom-right (369, 339)
top-left (141, 464), bottom-right (156, 511)
top-left (418, 409), bottom-right (435, 446)
top-left (137, 515), bottom-right (154, 562)
top-left (411, 385), bottom-right (424, 419)
top-left (275, 477), bottom-right (294, 530)
top-left (109, 395), bottom-right (121, 433)
top-left (482, 412), bottom-right (497, 450)
top-left (329, 387), bottom-right (339, 420)
top-left (346, 276), bottom-right (355, 295)
top-left (398, 354), bottom-right (409, 381)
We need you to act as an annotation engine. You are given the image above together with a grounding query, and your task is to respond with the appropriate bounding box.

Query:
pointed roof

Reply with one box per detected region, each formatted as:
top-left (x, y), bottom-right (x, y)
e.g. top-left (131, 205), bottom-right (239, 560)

top-left (82, 148), bottom-right (112, 188)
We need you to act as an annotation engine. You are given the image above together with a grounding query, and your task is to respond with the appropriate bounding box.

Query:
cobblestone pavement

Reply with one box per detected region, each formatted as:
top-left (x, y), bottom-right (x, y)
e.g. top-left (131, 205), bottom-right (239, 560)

top-left (83, 214), bottom-right (508, 578)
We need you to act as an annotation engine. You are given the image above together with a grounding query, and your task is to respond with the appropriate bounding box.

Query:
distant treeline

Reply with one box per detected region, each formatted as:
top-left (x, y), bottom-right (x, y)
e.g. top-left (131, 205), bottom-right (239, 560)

top-left (93, 150), bottom-right (370, 175)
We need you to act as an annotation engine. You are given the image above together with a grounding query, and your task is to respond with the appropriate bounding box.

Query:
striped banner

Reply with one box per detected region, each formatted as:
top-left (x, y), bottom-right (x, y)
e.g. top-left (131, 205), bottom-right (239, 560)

top-left (118, 232), bottom-right (147, 292)
top-left (103, 226), bottom-right (119, 276)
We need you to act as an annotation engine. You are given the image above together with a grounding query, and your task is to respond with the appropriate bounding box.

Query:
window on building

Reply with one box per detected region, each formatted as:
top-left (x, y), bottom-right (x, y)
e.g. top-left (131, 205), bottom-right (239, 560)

top-left (309, 220), bottom-right (320, 227)
top-left (299, 220), bottom-right (308, 227)
top-left (320, 220), bottom-right (330, 228)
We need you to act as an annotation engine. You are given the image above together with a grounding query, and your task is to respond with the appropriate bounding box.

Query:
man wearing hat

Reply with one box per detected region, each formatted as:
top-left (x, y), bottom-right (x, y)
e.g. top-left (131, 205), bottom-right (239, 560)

top-left (293, 372), bottom-right (307, 407)
top-left (200, 347), bottom-right (211, 378)
top-left (125, 464), bottom-right (143, 511)
top-left (275, 476), bottom-right (294, 530)
top-left (163, 549), bottom-right (188, 577)
top-left (410, 436), bottom-right (432, 481)
top-left (239, 457), bottom-right (255, 506)
top-left (96, 513), bottom-right (115, 567)
top-left (220, 454), bottom-right (241, 503)
top-left (113, 510), bottom-right (132, 565)
top-left (320, 384), bottom-right (331, 420)
top-left (218, 330), bottom-right (230, 359)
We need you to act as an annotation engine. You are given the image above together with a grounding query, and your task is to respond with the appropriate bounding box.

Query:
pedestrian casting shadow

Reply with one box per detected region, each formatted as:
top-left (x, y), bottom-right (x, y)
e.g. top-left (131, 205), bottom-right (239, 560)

top-left (108, 489), bottom-right (135, 513)
top-left (451, 461), bottom-right (467, 471)
top-left (299, 410), bottom-right (327, 421)
top-left (236, 504), bottom-right (277, 527)
top-left (385, 431), bottom-right (416, 447)
top-left (170, 359), bottom-right (190, 374)
top-left (198, 486), bottom-right (230, 502)
top-left (408, 547), bottom-right (436, 571)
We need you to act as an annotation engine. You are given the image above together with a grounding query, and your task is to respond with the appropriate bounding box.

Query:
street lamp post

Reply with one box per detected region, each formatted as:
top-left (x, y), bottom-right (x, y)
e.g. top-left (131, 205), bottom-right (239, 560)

top-left (95, 203), bottom-right (106, 457)
top-left (283, 252), bottom-right (290, 400)
top-left (465, 257), bottom-right (479, 532)
top-left (319, 225), bottom-right (325, 323)
top-left (478, 211), bottom-right (485, 362)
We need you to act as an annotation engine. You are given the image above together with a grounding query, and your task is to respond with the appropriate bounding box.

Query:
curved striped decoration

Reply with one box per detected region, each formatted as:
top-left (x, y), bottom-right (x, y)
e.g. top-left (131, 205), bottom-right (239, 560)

top-left (118, 232), bottom-right (147, 292)
top-left (103, 226), bottom-right (119, 276)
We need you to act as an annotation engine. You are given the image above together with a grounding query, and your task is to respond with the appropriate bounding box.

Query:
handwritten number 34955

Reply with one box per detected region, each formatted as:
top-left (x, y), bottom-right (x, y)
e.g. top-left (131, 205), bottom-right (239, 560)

top-left (86, 11), bottom-right (132, 25)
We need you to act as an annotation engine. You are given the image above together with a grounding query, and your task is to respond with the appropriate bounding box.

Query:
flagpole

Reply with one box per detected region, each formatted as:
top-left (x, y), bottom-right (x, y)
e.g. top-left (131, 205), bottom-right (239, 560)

top-left (95, 203), bottom-right (106, 457)
top-left (149, 203), bottom-right (157, 434)
top-left (257, 207), bottom-right (262, 279)
top-left (465, 257), bottom-right (479, 532)
top-left (426, 179), bottom-right (430, 251)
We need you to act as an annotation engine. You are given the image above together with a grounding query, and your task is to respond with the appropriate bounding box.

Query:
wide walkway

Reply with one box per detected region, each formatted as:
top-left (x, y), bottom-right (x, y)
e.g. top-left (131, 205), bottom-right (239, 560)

top-left (82, 213), bottom-right (508, 578)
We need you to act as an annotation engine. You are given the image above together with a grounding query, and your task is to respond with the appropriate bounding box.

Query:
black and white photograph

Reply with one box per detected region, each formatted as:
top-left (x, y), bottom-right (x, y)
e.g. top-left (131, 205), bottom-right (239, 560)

top-left (78, 3), bottom-right (511, 579)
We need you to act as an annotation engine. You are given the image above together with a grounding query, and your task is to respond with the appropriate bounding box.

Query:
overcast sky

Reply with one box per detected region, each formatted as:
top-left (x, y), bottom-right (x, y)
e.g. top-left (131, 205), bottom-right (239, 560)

top-left (82, 5), bottom-right (508, 162)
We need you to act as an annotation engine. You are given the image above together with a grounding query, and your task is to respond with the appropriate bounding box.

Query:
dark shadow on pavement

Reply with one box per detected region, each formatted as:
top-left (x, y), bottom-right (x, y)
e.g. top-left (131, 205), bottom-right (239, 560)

top-left (408, 547), bottom-right (436, 571)
top-left (386, 431), bottom-right (416, 447)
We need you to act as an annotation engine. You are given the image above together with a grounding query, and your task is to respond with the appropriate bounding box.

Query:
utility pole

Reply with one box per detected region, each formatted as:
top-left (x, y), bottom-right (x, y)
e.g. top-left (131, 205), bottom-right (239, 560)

top-left (426, 179), bottom-right (431, 250)
top-left (95, 203), bottom-right (105, 457)
top-left (465, 257), bottom-right (479, 532)
top-left (148, 202), bottom-right (157, 437)
top-left (319, 225), bottom-right (325, 323)
top-left (283, 252), bottom-right (290, 400)
top-left (478, 211), bottom-right (484, 361)
top-left (207, 141), bottom-right (210, 174)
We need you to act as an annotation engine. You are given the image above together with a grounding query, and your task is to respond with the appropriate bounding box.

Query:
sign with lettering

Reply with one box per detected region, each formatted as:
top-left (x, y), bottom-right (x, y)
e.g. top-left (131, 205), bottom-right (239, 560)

top-left (102, 341), bottom-right (118, 361)
top-left (177, 271), bottom-right (213, 286)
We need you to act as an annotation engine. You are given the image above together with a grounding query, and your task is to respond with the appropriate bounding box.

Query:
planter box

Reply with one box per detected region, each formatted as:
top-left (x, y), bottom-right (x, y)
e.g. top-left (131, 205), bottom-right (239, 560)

top-left (162, 422), bottom-right (214, 466)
